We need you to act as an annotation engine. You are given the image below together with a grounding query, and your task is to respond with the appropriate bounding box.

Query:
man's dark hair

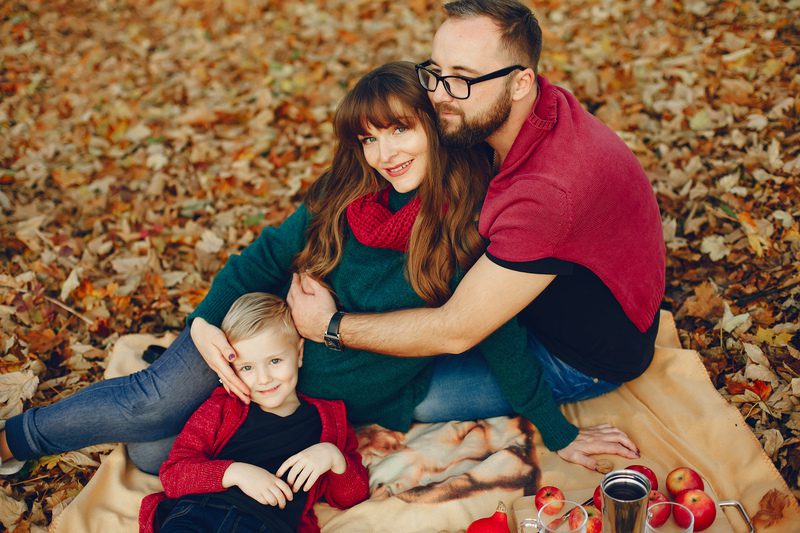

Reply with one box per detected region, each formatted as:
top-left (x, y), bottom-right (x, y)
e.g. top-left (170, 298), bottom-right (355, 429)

top-left (444, 0), bottom-right (542, 74)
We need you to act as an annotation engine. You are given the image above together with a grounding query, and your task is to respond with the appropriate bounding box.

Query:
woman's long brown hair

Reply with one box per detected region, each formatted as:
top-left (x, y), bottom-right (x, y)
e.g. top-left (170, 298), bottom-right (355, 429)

top-left (293, 61), bottom-right (491, 306)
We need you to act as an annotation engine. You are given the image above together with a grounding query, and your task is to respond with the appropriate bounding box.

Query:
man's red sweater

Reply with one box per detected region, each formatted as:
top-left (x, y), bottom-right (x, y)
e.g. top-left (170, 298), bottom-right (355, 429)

top-left (479, 75), bottom-right (665, 333)
top-left (138, 388), bottom-right (369, 533)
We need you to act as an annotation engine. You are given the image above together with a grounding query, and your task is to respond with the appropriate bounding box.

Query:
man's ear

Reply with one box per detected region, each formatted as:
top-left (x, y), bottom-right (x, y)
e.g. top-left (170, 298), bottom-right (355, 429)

top-left (297, 338), bottom-right (305, 367)
top-left (511, 68), bottom-right (536, 102)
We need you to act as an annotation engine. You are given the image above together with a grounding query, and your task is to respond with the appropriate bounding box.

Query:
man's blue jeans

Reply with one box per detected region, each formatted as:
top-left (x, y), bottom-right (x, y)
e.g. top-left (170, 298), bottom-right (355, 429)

top-left (6, 328), bottom-right (617, 473)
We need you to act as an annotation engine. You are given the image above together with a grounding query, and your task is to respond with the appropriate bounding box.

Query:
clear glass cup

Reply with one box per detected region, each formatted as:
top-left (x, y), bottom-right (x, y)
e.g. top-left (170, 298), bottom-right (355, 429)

top-left (517, 517), bottom-right (539, 533)
top-left (646, 502), bottom-right (695, 533)
top-left (537, 500), bottom-right (588, 533)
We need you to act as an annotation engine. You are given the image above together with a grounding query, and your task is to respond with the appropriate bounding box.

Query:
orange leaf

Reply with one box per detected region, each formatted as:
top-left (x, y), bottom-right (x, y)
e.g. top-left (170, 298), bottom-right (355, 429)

top-left (725, 378), bottom-right (746, 395)
top-left (748, 380), bottom-right (772, 402)
top-left (338, 29), bottom-right (359, 45)
top-left (725, 378), bottom-right (772, 401)
top-left (20, 329), bottom-right (66, 354)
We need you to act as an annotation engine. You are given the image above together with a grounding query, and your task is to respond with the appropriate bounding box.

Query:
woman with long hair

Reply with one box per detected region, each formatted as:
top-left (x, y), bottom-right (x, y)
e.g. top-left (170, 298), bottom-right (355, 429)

top-left (189, 61), bottom-right (580, 455)
top-left (1, 62), bottom-right (592, 477)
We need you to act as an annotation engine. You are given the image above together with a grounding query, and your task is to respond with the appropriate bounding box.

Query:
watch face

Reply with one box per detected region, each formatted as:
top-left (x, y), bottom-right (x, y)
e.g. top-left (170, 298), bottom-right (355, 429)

top-left (324, 334), bottom-right (341, 351)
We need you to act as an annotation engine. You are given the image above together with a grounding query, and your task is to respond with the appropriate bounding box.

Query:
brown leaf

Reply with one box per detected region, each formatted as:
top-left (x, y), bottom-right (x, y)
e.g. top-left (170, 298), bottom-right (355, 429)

top-left (678, 281), bottom-right (725, 321)
top-left (176, 107), bottom-right (216, 127)
top-left (752, 489), bottom-right (791, 528)
top-left (19, 328), bottom-right (67, 354)
top-left (0, 491), bottom-right (28, 530)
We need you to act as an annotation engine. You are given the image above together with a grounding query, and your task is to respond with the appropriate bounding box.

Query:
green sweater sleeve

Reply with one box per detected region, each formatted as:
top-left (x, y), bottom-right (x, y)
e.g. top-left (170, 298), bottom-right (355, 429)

top-left (477, 318), bottom-right (579, 451)
top-left (188, 204), bottom-right (311, 327)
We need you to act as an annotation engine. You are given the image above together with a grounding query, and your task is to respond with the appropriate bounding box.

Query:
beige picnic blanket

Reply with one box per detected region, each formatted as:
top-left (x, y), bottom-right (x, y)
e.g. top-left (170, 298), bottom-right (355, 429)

top-left (51, 312), bottom-right (799, 532)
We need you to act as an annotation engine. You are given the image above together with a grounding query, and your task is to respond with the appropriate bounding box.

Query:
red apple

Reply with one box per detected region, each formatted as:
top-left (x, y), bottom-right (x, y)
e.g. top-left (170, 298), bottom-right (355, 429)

top-left (626, 464), bottom-right (659, 491)
top-left (569, 505), bottom-right (601, 533)
top-left (646, 491), bottom-right (671, 527)
top-left (567, 507), bottom-right (584, 529)
top-left (593, 484), bottom-right (602, 511)
top-left (674, 489), bottom-right (716, 532)
top-left (672, 502), bottom-right (696, 531)
top-left (585, 506), bottom-right (602, 533)
top-left (535, 485), bottom-right (565, 514)
top-left (666, 467), bottom-right (704, 499)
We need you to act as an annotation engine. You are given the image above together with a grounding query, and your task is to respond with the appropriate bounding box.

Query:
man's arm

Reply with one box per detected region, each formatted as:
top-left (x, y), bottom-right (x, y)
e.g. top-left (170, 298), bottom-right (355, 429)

top-left (288, 254), bottom-right (555, 356)
top-left (289, 258), bottom-right (642, 470)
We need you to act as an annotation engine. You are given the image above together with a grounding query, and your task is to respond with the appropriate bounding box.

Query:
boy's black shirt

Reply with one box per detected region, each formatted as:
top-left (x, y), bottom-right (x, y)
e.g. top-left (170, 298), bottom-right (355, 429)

top-left (188, 399), bottom-right (321, 532)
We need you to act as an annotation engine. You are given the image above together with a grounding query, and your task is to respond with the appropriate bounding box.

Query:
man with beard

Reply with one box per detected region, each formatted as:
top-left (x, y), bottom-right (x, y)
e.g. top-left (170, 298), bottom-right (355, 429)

top-left (288, 0), bottom-right (665, 470)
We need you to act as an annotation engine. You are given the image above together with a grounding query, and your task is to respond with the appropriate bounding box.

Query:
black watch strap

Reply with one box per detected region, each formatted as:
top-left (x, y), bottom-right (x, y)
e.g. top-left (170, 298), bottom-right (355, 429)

top-left (323, 311), bottom-right (345, 351)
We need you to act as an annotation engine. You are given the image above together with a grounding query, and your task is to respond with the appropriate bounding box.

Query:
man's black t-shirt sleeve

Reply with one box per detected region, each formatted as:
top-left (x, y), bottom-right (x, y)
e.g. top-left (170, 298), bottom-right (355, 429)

top-left (486, 253), bottom-right (575, 275)
top-left (484, 253), bottom-right (658, 383)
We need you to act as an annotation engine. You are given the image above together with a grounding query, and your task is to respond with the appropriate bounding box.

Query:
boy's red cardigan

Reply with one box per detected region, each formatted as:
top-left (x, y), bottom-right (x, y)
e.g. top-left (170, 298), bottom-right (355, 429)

top-left (138, 388), bottom-right (369, 533)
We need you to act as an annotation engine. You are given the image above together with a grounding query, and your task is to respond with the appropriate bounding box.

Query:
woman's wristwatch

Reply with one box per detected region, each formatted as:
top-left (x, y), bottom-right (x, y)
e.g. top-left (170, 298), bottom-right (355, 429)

top-left (323, 311), bottom-right (345, 351)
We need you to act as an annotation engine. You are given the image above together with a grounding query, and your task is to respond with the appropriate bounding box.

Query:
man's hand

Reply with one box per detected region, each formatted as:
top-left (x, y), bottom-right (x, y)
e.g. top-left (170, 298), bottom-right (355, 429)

top-left (556, 424), bottom-right (639, 470)
top-left (291, 255), bottom-right (554, 357)
top-left (276, 442), bottom-right (346, 492)
top-left (190, 318), bottom-right (250, 403)
top-left (222, 462), bottom-right (294, 508)
top-left (287, 273), bottom-right (338, 343)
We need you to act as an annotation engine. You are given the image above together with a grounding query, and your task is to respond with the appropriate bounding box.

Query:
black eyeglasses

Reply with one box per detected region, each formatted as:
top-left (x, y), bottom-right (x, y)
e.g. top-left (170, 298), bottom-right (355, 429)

top-left (415, 60), bottom-right (526, 100)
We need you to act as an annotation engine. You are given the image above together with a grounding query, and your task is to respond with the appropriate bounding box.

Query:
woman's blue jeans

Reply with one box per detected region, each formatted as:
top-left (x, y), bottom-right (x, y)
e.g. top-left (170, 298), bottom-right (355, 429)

top-left (413, 332), bottom-right (619, 422)
top-left (5, 327), bottom-right (617, 473)
top-left (5, 328), bottom-right (219, 474)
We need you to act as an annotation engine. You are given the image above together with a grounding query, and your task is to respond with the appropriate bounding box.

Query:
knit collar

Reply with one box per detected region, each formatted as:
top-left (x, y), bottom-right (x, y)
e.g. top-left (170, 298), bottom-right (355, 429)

top-left (346, 187), bottom-right (420, 252)
top-left (498, 75), bottom-right (557, 177)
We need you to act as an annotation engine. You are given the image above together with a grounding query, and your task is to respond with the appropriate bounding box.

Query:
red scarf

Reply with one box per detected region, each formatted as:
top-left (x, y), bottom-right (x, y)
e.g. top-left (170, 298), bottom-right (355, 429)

top-left (346, 188), bottom-right (421, 252)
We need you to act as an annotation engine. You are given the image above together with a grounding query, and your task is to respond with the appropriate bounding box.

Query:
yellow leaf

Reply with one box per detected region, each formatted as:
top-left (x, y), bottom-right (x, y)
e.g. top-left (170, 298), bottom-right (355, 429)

top-left (747, 233), bottom-right (766, 257)
top-left (722, 47), bottom-right (754, 63)
top-left (783, 228), bottom-right (800, 243)
top-left (755, 327), bottom-right (794, 347)
top-left (39, 454), bottom-right (62, 471)
top-left (762, 58), bottom-right (783, 79)
top-left (755, 327), bottom-right (772, 345)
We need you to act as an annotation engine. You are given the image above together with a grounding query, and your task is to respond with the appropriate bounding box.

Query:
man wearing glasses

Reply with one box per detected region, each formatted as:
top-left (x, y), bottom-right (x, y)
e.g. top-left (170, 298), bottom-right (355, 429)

top-left (290, 0), bottom-right (665, 470)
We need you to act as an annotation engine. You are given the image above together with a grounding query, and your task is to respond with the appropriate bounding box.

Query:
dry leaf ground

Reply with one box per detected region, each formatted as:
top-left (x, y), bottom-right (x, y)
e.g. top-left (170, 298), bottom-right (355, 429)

top-left (1, 0), bottom-right (798, 529)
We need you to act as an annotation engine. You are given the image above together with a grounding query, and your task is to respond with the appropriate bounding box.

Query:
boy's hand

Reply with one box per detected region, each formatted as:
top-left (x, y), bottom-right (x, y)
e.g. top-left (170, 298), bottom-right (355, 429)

top-left (222, 462), bottom-right (293, 508)
top-left (190, 317), bottom-right (250, 403)
top-left (276, 443), bottom-right (346, 492)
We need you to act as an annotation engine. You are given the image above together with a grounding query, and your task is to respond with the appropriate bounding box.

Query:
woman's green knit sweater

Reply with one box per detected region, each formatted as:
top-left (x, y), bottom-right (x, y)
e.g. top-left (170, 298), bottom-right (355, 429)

top-left (189, 190), bottom-right (578, 450)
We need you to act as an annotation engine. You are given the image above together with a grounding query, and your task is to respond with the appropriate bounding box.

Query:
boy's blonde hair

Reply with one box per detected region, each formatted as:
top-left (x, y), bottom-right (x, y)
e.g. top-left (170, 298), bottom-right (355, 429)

top-left (220, 293), bottom-right (299, 344)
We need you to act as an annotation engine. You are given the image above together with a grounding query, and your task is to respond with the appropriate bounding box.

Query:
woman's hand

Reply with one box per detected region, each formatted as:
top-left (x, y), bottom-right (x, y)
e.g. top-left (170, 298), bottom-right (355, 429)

top-left (276, 442), bottom-right (346, 492)
top-left (223, 462), bottom-right (294, 508)
top-left (190, 317), bottom-right (250, 403)
top-left (287, 273), bottom-right (338, 343)
top-left (556, 424), bottom-right (639, 471)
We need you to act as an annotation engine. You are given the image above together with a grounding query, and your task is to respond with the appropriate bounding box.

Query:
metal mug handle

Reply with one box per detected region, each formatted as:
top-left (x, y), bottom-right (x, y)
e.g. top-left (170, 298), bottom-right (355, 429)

top-left (719, 500), bottom-right (754, 533)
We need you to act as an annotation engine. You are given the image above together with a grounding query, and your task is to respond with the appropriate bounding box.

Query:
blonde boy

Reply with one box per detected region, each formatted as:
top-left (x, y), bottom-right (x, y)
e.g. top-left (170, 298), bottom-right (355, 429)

top-left (139, 293), bottom-right (369, 533)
